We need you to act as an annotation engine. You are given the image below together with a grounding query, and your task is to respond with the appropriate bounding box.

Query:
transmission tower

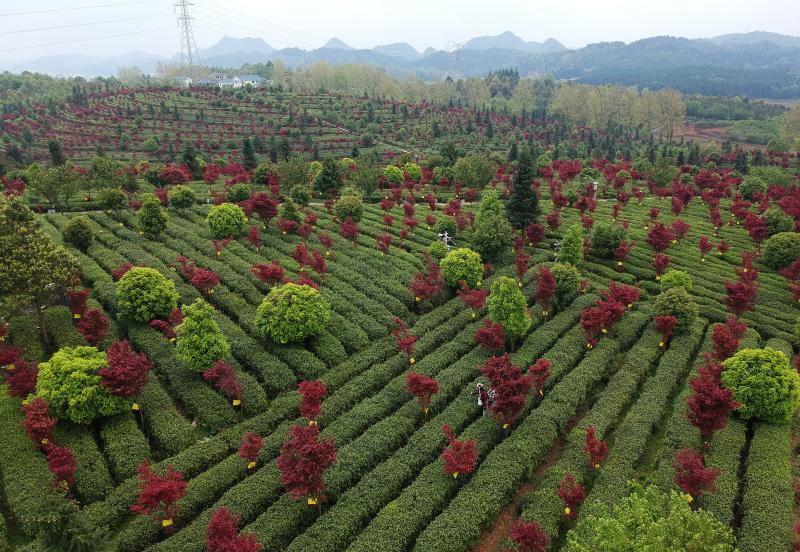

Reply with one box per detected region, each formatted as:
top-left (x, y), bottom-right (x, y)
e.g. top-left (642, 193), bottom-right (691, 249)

top-left (174, 0), bottom-right (200, 77)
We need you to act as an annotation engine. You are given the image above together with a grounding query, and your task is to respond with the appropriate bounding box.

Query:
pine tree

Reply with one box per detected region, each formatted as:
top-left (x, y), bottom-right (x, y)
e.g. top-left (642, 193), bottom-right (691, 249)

top-left (506, 146), bottom-right (539, 230)
top-left (242, 137), bottom-right (257, 170)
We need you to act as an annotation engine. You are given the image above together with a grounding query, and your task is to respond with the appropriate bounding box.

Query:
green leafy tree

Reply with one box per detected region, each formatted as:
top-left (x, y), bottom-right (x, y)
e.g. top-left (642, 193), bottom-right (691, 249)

top-left (350, 162), bottom-right (381, 201)
top-left (660, 270), bottom-right (693, 292)
top-left (765, 207), bottom-right (794, 236)
top-left (242, 137), bottom-right (257, 170)
top-left (590, 223), bottom-right (624, 259)
top-left (137, 193), bottom-right (168, 237)
top-left (0, 195), bottom-right (78, 345)
top-left (289, 184), bottom-right (312, 206)
top-left (277, 154), bottom-right (310, 188)
top-left (550, 262), bottom-right (581, 306)
top-left (440, 248), bottom-right (483, 288)
top-left (254, 283), bottom-right (331, 344)
top-left (506, 146), bottom-right (539, 229)
top-left (565, 483), bottom-right (736, 552)
top-left (176, 299), bottom-right (230, 372)
top-left (27, 163), bottom-right (82, 210)
top-left (652, 286), bottom-right (698, 333)
top-left (487, 276), bottom-right (531, 346)
top-left (334, 194), bottom-right (363, 223)
top-left (226, 183), bottom-right (251, 203)
top-left (722, 348), bottom-right (800, 424)
top-left (383, 165), bottom-right (403, 185)
top-left (560, 224), bottom-right (584, 265)
top-left (762, 232), bottom-right (800, 269)
top-left (452, 155), bottom-right (493, 188)
top-left (738, 175), bottom-right (767, 200)
top-left (473, 189), bottom-right (512, 262)
top-left (206, 203), bottom-right (247, 239)
top-left (167, 185), bottom-right (196, 211)
top-left (36, 346), bottom-right (128, 424)
top-left (89, 156), bottom-right (125, 191)
top-left (403, 162), bottom-right (422, 182)
top-left (48, 139), bottom-right (66, 166)
top-left (181, 143), bottom-right (201, 178)
top-left (280, 197), bottom-right (302, 224)
top-left (63, 216), bottom-right (94, 252)
top-left (116, 267), bottom-right (178, 324)
top-left (97, 188), bottom-right (127, 213)
top-left (314, 157), bottom-right (342, 196)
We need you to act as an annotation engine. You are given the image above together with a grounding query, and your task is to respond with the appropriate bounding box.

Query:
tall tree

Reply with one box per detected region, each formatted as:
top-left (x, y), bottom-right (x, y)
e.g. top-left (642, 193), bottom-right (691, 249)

top-left (506, 146), bottom-right (539, 229)
top-left (47, 139), bottom-right (66, 166)
top-left (242, 137), bottom-right (257, 170)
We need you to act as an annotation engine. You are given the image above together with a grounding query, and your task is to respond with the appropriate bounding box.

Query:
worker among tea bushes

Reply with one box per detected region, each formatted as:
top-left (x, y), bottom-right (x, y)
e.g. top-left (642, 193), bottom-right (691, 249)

top-left (475, 383), bottom-right (490, 416)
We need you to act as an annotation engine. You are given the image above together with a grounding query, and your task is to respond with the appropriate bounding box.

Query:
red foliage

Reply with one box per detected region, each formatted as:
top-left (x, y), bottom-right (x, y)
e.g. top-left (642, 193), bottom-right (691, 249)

top-left (505, 520), bottom-right (550, 552)
top-left (6, 359), bottom-right (38, 397)
top-left (338, 217), bottom-right (360, 242)
top-left (724, 278), bottom-right (758, 317)
top-left (292, 243), bottom-right (310, 269)
top-left (212, 237), bottom-right (233, 256)
top-left (653, 253), bottom-right (671, 278)
top-left (251, 261), bottom-right (284, 286)
top-left (67, 288), bottom-right (90, 317)
top-left (524, 223), bottom-right (545, 246)
top-left (191, 269), bottom-right (220, 294)
top-left (581, 299), bottom-right (625, 345)
top-left (743, 213), bottom-right (767, 248)
top-left (583, 426), bottom-right (608, 468)
top-left (238, 432), bottom-right (264, 465)
top-left (249, 192), bottom-right (279, 221)
top-left (401, 372), bottom-right (439, 415)
top-left (276, 424), bottom-right (336, 502)
top-left (673, 449), bottom-right (719, 499)
top-left (545, 210), bottom-right (561, 232)
top-left (376, 233), bottom-right (392, 254)
top-left (441, 424), bottom-right (478, 478)
top-left (457, 283), bottom-right (488, 314)
top-left (22, 397), bottom-right (57, 446)
top-left (687, 371), bottom-right (739, 441)
top-left (528, 358), bottom-right (551, 397)
top-left (698, 236), bottom-right (712, 259)
top-left (646, 223), bottom-right (674, 252)
top-left (383, 214), bottom-right (394, 228)
top-left (203, 360), bottom-right (243, 401)
top-left (277, 217), bottom-right (298, 234)
top-left (475, 319), bottom-right (506, 351)
top-left (671, 219), bottom-right (691, 241)
top-left (717, 240), bottom-right (730, 255)
top-left (298, 380), bottom-right (328, 422)
top-left (654, 315), bottom-right (678, 347)
top-left (44, 444), bottom-right (77, 489)
top-left (205, 507), bottom-right (262, 552)
top-left (392, 317), bottom-right (418, 358)
top-left (76, 308), bottom-right (109, 346)
top-left (100, 340), bottom-right (153, 397)
top-left (246, 226), bottom-right (260, 250)
top-left (309, 250), bottom-right (326, 279)
top-left (557, 472), bottom-right (585, 518)
top-left (515, 250), bottom-right (530, 280)
top-left (710, 322), bottom-right (741, 362)
top-left (614, 240), bottom-right (634, 266)
top-left (602, 282), bottom-right (640, 308)
top-left (532, 267), bottom-right (557, 314)
top-left (480, 354), bottom-right (533, 428)
top-left (409, 260), bottom-right (444, 303)
top-left (131, 462), bottom-right (187, 523)
top-left (649, 207), bottom-right (661, 222)
top-left (112, 262), bottom-right (135, 281)
top-left (0, 343), bottom-right (21, 367)
top-left (158, 164), bottom-right (191, 185)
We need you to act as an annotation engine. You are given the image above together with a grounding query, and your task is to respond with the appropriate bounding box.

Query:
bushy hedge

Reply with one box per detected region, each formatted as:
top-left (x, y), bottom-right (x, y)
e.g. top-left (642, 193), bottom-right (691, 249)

top-left (99, 413), bottom-right (151, 482)
top-left (254, 283), bottom-right (331, 344)
top-left (54, 422), bottom-right (114, 504)
top-left (206, 203), bottom-right (246, 238)
top-left (762, 232), bottom-right (800, 269)
top-left (117, 267), bottom-right (179, 324)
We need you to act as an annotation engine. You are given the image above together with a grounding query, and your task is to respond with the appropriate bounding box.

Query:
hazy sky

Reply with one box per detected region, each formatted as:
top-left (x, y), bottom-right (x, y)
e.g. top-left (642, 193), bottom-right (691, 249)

top-left (2, 0), bottom-right (798, 63)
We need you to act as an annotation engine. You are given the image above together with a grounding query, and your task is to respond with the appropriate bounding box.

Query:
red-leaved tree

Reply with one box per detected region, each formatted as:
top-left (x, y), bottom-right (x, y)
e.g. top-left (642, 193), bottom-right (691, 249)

top-left (583, 426), bottom-right (608, 469)
top-left (441, 424), bottom-right (478, 478)
top-left (99, 340), bottom-right (153, 397)
top-left (406, 372), bottom-right (439, 416)
top-left (457, 284), bottom-right (488, 317)
top-left (475, 319), bottom-right (506, 351)
top-left (602, 282), bottom-right (640, 309)
top-left (505, 520), bottom-right (550, 552)
top-left (298, 380), bottom-right (328, 425)
top-left (653, 253), bottom-right (671, 280)
top-left (528, 358), bottom-right (551, 397)
top-left (67, 288), bottom-right (90, 318)
top-left (698, 236), bottom-right (712, 261)
top-left (131, 462), bottom-right (187, 528)
top-left (686, 372), bottom-right (738, 444)
top-left (275, 424), bottom-right (336, 505)
top-left (6, 359), bottom-right (38, 397)
top-left (654, 315), bottom-right (678, 348)
top-left (480, 354), bottom-right (533, 429)
top-left (532, 267), bottom-right (557, 316)
top-left (647, 223), bottom-right (674, 252)
top-left (238, 432), bottom-right (264, 469)
top-left (392, 317), bottom-right (418, 363)
top-left (44, 444), bottom-right (77, 491)
top-left (203, 360), bottom-right (243, 404)
top-left (205, 507), bottom-right (263, 552)
top-left (673, 449), bottom-right (719, 502)
top-left (22, 397), bottom-right (57, 447)
top-left (614, 240), bottom-right (634, 270)
top-left (557, 472), bottom-right (585, 518)
top-left (409, 260), bottom-right (444, 305)
top-left (246, 226), bottom-right (260, 251)
top-left (251, 261), bottom-right (284, 286)
top-left (76, 308), bottom-right (109, 346)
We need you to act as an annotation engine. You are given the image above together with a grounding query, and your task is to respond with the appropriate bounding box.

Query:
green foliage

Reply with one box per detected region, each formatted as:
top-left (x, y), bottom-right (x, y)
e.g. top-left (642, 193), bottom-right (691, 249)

top-left (349, 162), bottom-right (381, 201)
top-left (254, 283), bottom-right (331, 344)
top-left (765, 207), bottom-right (794, 236)
top-left (382, 165), bottom-right (403, 185)
top-left (550, 262), bottom-right (581, 305)
top-left (560, 224), bottom-right (584, 265)
top-left (314, 157), bottom-right (342, 196)
top-left (226, 183), bottom-right (251, 203)
top-left (506, 146), bottom-right (539, 230)
top-left (280, 198), bottom-right (302, 223)
top-left (660, 269), bottom-right (693, 292)
top-left (176, 298), bottom-right (230, 372)
top-left (762, 232), bottom-right (800, 269)
top-left (116, 267), bottom-right (178, 324)
top-left (433, 216), bottom-right (458, 236)
top-left (721, 348), bottom-right (800, 424)
top-left (749, 165), bottom-right (794, 187)
top-left (739, 175), bottom-right (767, 199)
top-left (440, 248), bottom-right (483, 288)
top-left (472, 189), bottom-right (512, 262)
top-left (565, 484), bottom-right (736, 552)
top-left (252, 162), bottom-right (275, 184)
top-left (403, 162), bottom-right (422, 182)
top-left (136, 193), bottom-right (167, 237)
top-left (452, 155), bottom-right (493, 188)
top-left (36, 346), bottom-right (128, 424)
top-left (652, 286), bottom-right (698, 333)
top-left (289, 184), bottom-right (311, 206)
top-left (62, 216), bottom-right (94, 251)
top-left (206, 203), bottom-right (247, 239)
top-left (427, 241), bottom-right (448, 261)
top-left (26, 163), bottom-right (82, 209)
top-left (334, 194), bottom-right (363, 223)
top-left (487, 275), bottom-right (531, 341)
top-left (97, 188), bottom-right (127, 212)
top-left (167, 185), bottom-right (196, 210)
top-left (277, 154), bottom-right (310, 188)
top-left (590, 223), bottom-right (624, 259)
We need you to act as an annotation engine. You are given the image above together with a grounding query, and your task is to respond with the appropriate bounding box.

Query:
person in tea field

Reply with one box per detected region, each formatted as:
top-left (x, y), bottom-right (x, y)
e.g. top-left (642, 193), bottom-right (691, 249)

top-left (474, 383), bottom-right (491, 416)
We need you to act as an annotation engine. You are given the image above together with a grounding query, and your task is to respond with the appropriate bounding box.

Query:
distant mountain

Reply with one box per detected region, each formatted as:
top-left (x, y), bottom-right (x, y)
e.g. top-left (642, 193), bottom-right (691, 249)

top-left (422, 47), bottom-right (439, 57)
top-left (373, 42), bottom-right (420, 61)
top-left (321, 38), bottom-right (355, 50)
top-left (707, 31), bottom-right (800, 49)
top-left (198, 36), bottom-right (274, 58)
top-left (4, 51), bottom-right (162, 76)
top-left (463, 31), bottom-right (566, 54)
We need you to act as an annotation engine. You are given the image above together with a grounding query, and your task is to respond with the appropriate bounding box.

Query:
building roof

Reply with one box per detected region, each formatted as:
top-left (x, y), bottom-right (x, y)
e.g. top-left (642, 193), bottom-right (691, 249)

top-left (237, 74), bottom-right (264, 81)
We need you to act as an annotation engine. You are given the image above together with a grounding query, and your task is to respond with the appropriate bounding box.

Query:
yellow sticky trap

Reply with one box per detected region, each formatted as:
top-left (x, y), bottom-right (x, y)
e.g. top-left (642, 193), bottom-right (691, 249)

top-left (162, 519), bottom-right (173, 527)
top-left (21, 399), bottom-right (29, 406)
top-left (617, 261), bottom-right (623, 266)
top-left (73, 313), bottom-right (81, 319)
top-left (208, 288), bottom-right (215, 295)
top-left (409, 357), bottom-right (415, 365)
top-left (701, 258), bottom-right (706, 262)
top-left (0, 336), bottom-right (4, 341)
top-left (659, 341), bottom-right (664, 348)
top-left (587, 343), bottom-right (593, 349)
top-left (543, 311), bottom-right (548, 317)
top-left (41, 438), bottom-right (48, 445)
top-left (307, 498), bottom-right (317, 505)
top-left (282, 231), bottom-right (287, 235)
top-left (170, 337), bottom-right (176, 342)
top-left (118, 223), bottom-right (124, 227)
top-left (247, 461), bottom-right (256, 469)
top-left (564, 506), bottom-right (571, 515)
top-left (627, 304), bottom-right (632, 309)
top-left (326, 251), bottom-right (331, 257)
top-left (477, 281), bottom-right (482, 288)
top-left (6, 363), bottom-right (15, 371)
top-left (686, 494), bottom-right (693, 503)
top-left (672, 240), bottom-right (677, 244)
top-left (601, 328), bottom-right (608, 334)
top-left (471, 311), bottom-right (476, 318)
top-left (502, 423), bottom-right (509, 429)
top-left (518, 282), bottom-right (522, 288)
top-left (415, 296), bottom-right (421, 302)
top-left (232, 399), bottom-right (241, 406)
top-left (452, 471), bottom-right (459, 479)
top-left (594, 463), bottom-right (600, 469)
top-left (655, 275), bottom-right (661, 281)
top-left (138, 231), bottom-right (144, 235)
top-left (539, 389), bottom-right (544, 397)
top-left (132, 403), bottom-right (140, 411)
top-left (423, 408), bottom-right (429, 414)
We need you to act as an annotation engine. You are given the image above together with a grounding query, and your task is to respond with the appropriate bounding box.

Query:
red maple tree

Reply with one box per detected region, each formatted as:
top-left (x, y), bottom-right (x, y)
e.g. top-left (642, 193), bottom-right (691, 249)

top-left (406, 372), bottom-right (439, 415)
top-left (698, 236), bottom-right (713, 260)
top-left (246, 226), bottom-right (260, 251)
top-left (205, 507), bottom-right (262, 552)
top-left (457, 284), bottom-right (488, 316)
top-left (505, 520), bottom-right (550, 552)
top-left (6, 359), bottom-right (38, 397)
top-left (480, 354), bottom-right (533, 428)
top-left (653, 253), bottom-right (671, 279)
top-left (338, 217), bottom-right (360, 243)
top-left (532, 267), bottom-right (557, 316)
top-left (22, 397), bottom-right (57, 447)
top-left (76, 308), bottom-right (109, 346)
top-left (409, 260), bottom-right (444, 304)
top-left (613, 240), bottom-right (634, 269)
top-left (686, 372), bottom-right (739, 442)
top-left (375, 233), bottom-right (392, 254)
top-left (392, 317), bottom-right (418, 361)
top-left (251, 261), bottom-right (284, 286)
top-left (298, 380), bottom-right (328, 424)
top-left (673, 449), bottom-right (719, 501)
top-left (528, 358), bottom-right (551, 397)
top-left (524, 223), bottom-right (545, 247)
top-left (238, 432), bottom-right (264, 468)
top-left (275, 425), bottom-right (336, 504)
top-left (44, 444), bottom-right (77, 490)
top-left (67, 288), bottom-right (90, 318)
top-left (583, 426), bottom-right (608, 468)
top-left (515, 250), bottom-right (530, 281)
top-left (475, 319), bottom-right (506, 351)
top-left (602, 282), bottom-right (640, 308)
top-left (654, 315), bottom-right (678, 348)
top-left (441, 424), bottom-right (478, 478)
top-left (112, 262), bottom-right (135, 281)
top-left (671, 219), bottom-right (691, 241)
top-left (203, 360), bottom-right (243, 403)
top-left (647, 223), bottom-right (674, 252)
top-left (557, 472), bottom-right (585, 518)
top-left (131, 462), bottom-right (187, 526)
top-left (100, 340), bottom-right (153, 397)
top-left (190, 269), bottom-right (220, 294)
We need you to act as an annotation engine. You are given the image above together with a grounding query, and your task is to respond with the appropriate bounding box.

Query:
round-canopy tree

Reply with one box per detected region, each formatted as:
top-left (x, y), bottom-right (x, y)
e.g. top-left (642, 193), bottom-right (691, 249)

top-left (255, 283), bottom-right (331, 344)
top-left (117, 267), bottom-right (179, 324)
top-left (36, 346), bottom-right (129, 424)
top-left (762, 232), bottom-right (800, 270)
top-left (137, 193), bottom-right (168, 237)
top-left (206, 203), bottom-right (247, 239)
top-left (176, 299), bottom-right (230, 372)
top-left (168, 185), bottom-right (197, 211)
top-left (652, 286), bottom-right (698, 334)
top-left (487, 276), bottom-right (531, 346)
top-left (63, 216), bottom-right (94, 252)
top-left (440, 248), bottom-right (483, 288)
top-left (721, 347), bottom-right (800, 424)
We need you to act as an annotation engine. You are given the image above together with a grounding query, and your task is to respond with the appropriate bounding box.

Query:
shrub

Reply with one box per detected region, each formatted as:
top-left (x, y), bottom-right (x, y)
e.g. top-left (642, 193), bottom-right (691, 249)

top-left (116, 267), bottom-right (179, 324)
top-left (762, 232), bottom-right (800, 269)
top-left (176, 299), bottom-right (230, 372)
top-left (206, 203), bottom-right (247, 239)
top-left (383, 165), bottom-right (403, 185)
top-left (652, 286), bottom-right (698, 334)
top-left (660, 269), bottom-right (692, 292)
top-left (765, 207), bottom-right (794, 236)
top-left (137, 194), bottom-right (168, 237)
top-left (226, 183), bottom-right (251, 203)
top-left (721, 348), bottom-right (800, 424)
top-left (254, 283), bottom-right (331, 344)
top-left (252, 163), bottom-right (275, 184)
top-left (63, 217), bottom-right (94, 251)
top-left (289, 185), bottom-right (311, 206)
top-left (97, 188), bottom-right (127, 212)
top-left (168, 185), bottom-right (196, 210)
top-left (427, 241), bottom-right (448, 261)
top-left (550, 263), bottom-right (581, 305)
top-left (487, 276), bottom-right (531, 343)
top-left (334, 194), bottom-right (363, 223)
top-left (565, 484), bottom-right (736, 551)
top-left (473, 189), bottom-right (512, 262)
top-left (36, 346), bottom-right (128, 424)
top-left (739, 175), bottom-right (767, 199)
top-left (590, 223), bottom-right (624, 259)
top-left (560, 224), bottom-right (583, 265)
top-left (433, 216), bottom-right (458, 236)
top-left (452, 154), bottom-right (493, 188)
top-left (440, 248), bottom-right (483, 288)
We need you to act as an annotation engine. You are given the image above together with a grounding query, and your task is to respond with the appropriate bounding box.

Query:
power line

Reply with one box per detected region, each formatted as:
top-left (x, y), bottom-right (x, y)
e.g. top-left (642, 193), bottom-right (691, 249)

top-left (201, 1), bottom-right (328, 42)
top-left (0, 26), bottom-right (173, 53)
top-left (0, 0), bottom-right (163, 17)
top-left (0, 14), bottom-right (171, 36)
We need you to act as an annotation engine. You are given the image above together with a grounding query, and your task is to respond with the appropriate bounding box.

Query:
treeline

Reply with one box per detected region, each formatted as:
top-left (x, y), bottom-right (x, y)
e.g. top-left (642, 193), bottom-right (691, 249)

top-left (685, 94), bottom-right (787, 121)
